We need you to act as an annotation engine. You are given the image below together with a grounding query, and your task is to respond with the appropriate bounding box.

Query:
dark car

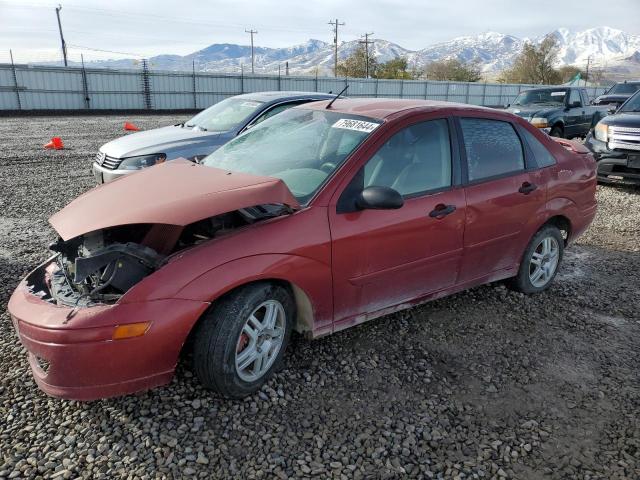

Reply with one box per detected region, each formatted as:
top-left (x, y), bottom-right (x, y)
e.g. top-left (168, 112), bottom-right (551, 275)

top-left (9, 99), bottom-right (597, 401)
top-left (92, 91), bottom-right (335, 183)
top-left (593, 81), bottom-right (640, 109)
top-left (506, 87), bottom-right (608, 138)
top-left (585, 89), bottom-right (640, 185)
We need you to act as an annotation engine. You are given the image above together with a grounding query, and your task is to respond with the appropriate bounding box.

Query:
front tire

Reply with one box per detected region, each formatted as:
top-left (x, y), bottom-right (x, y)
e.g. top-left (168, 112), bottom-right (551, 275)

top-left (549, 125), bottom-right (564, 138)
top-left (508, 225), bottom-right (564, 294)
top-left (193, 282), bottom-right (294, 399)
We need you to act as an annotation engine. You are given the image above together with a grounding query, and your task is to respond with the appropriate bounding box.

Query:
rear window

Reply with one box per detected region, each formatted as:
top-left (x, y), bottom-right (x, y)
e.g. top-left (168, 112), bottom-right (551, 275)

top-left (520, 129), bottom-right (556, 168)
top-left (460, 118), bottom-right (525, 182)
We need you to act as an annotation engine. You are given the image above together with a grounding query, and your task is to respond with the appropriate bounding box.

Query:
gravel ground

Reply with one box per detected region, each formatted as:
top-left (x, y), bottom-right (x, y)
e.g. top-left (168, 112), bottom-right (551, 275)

top-left (1, 115), bottom-right (639, 480)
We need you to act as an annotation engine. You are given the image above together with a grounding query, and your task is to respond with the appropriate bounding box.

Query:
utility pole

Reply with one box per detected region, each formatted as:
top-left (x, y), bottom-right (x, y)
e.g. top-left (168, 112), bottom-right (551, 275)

top-left (585, 55), bottom-right (593, 86)
top-left (55, 4), bottom-right (68, 66)
top-left (328, 18), bottom-right (345, 77)
top-left (359, 32), bottom-right (374, 78)
top-left (245, 29), bottom-right (258, 74)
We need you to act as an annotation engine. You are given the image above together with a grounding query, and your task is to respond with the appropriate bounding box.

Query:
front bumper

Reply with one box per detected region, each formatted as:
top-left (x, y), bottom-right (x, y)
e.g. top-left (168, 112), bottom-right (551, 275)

top-left (92, 162), bottom-right (133, 184)
top-left (586, 135), bottom-right (640, 186)
top-left (7, 262), bottom-right (209, 400)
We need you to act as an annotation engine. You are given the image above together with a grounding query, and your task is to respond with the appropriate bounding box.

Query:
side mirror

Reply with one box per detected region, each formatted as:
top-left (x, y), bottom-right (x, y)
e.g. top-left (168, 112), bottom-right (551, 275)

top-left (607, 106), bottom-right (618, 114)
top-left (505, 103), bottom-right (510, 108)
top-left (356, 186), bottom-right (404, 210)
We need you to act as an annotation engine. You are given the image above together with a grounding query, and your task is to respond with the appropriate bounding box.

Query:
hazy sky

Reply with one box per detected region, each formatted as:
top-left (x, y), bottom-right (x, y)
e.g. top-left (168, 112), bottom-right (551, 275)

top-left (1, 0), bottom-right (639, 63)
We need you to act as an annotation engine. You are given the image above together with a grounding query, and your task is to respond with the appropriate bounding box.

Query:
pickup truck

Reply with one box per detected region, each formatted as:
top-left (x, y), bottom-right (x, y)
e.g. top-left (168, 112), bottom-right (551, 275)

top-left (506, 87), bottom-right (609, 139)
top-left (592, 81), bottom-right (640, 109)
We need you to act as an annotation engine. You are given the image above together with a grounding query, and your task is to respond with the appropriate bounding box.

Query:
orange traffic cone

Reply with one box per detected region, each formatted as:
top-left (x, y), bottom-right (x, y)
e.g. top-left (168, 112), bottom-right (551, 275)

top-left (44, 137), bottom-right (64, 150)
top-left (124, 122), bottom-right (140, 131)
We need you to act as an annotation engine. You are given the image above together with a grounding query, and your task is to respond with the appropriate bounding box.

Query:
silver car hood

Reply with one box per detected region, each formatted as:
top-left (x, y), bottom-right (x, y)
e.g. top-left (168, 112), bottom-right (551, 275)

top-left (99, 125), bottom-right (228, 159)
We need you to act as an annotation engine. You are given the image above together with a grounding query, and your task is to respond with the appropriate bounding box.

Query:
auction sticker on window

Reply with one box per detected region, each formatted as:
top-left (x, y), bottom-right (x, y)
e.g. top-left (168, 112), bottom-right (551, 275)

top-left (550, 91), bottom-right (566, 96)
top-left (332, 118), bottom-right (380, 133)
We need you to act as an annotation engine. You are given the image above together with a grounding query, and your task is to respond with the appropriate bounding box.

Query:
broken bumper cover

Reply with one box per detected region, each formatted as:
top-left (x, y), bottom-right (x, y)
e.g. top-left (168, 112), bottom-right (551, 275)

top-left (7, 272), bottom-right (209, 401)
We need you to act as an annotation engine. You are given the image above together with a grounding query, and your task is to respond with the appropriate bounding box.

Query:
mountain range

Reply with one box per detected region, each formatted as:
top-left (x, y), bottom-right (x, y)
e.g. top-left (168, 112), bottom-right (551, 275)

top-left (64, 26), bottom-right (640, 79)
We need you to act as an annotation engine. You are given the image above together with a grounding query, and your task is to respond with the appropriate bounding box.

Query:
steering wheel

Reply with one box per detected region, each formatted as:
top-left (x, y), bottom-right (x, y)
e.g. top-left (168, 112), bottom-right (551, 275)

top-left (320, 162), bottom-right (336, 173)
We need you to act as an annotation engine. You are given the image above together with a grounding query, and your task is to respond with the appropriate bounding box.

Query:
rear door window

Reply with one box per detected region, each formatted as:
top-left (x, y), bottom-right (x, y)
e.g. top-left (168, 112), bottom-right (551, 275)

top-left (520, 128), bottom-right (556, 168)
top-left (459, 118), bottom-right (525, 182)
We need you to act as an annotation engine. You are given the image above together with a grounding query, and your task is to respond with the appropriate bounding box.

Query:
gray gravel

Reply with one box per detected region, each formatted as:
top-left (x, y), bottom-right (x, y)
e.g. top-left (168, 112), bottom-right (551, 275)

top-left (1, 115), bottom-right (639, 479)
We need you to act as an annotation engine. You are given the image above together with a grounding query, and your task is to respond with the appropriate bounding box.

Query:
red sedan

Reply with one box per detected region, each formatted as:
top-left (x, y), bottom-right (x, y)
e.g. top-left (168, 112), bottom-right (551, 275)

top-left (8, 99), bottom-right (597, 400)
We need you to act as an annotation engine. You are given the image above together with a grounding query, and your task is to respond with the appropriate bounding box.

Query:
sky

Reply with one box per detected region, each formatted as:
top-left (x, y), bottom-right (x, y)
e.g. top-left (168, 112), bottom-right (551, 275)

top-left (1, 0), bottom-right (639, 63)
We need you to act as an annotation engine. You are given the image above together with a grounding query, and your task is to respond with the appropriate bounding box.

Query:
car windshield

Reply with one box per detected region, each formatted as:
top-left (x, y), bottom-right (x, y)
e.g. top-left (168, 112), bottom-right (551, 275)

top-left (607, 83), bottom-right (640, 95)
top-left (512, 90), bottom-right (567, 106)
top-left (186, 97), bottom-right (264, 132)
top-left (619, 91), bottom-right (640, 113)
top-left (202, 108), bottom-right (381, 204)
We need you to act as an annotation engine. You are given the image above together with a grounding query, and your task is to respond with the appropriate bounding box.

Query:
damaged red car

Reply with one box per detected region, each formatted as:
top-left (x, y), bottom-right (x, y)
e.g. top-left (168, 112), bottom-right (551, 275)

top-left (8, 99), bottom-right (597, 400)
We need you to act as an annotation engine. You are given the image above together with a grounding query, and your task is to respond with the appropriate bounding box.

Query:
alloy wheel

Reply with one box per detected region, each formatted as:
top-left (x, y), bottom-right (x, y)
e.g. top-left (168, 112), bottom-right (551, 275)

top-left (235, 300), bottom-right (286, 382)
top-left (529, 236), bottom-right (560, 288)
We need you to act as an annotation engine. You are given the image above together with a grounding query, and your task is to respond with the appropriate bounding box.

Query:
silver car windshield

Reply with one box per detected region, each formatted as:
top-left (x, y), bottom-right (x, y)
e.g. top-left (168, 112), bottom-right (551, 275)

top-left (186, 97), bottom-right (264, 132)
top-left (202, 108), bottom-right (381, 203)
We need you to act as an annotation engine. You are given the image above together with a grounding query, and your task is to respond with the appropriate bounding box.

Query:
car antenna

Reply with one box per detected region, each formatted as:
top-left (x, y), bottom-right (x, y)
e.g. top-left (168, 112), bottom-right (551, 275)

top-left (326, 85), bottom-right (349, 109)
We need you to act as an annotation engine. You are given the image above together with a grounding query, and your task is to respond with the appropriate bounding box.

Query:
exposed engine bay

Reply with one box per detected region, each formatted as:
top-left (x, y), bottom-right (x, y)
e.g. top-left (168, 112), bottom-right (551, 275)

top-left (26, 204), bottom-right (291, 307)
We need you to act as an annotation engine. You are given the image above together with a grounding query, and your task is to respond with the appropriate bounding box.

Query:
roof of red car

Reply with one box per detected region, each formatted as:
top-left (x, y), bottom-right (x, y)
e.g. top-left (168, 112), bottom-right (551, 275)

top-left (303, 98), bottom-right (498, 120)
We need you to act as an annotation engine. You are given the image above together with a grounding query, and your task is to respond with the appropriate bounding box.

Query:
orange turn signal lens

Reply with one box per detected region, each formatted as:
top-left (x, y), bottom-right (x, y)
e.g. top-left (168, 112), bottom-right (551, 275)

top-left (112, 322), bottom-right (150, 340)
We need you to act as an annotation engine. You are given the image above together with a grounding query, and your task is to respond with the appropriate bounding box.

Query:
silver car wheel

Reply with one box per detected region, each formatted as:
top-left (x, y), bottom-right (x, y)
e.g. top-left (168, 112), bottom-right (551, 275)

top-left (529, 236), bottom-right (560, 288)
top-left (235, 300), bottom-right (286, 383)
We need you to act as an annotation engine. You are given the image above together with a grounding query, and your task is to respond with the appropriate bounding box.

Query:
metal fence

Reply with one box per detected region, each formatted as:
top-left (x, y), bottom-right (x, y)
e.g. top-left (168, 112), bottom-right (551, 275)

top-left (0, 63), bottom-right (609, 111)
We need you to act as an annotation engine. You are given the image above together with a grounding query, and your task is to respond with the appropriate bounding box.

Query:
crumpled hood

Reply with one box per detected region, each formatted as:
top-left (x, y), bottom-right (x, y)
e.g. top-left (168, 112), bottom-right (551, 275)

top-left (100, 125), bottom-right (230, 159)
top-left (50, 160), bottom-right (300, 241)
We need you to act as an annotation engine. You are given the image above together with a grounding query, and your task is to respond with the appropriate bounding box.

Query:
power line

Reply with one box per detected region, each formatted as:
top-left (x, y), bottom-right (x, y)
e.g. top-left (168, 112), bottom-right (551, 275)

top-left (359, 32), bottom-right (374, 78)
top-left (245, 29), bottom-right (258, 74)
top-left (328, 18), bottom-right (345, 78)
top-left (55, 4), bottom-right (67, 66)
top-left (66, 44), bottom-right (148, 58)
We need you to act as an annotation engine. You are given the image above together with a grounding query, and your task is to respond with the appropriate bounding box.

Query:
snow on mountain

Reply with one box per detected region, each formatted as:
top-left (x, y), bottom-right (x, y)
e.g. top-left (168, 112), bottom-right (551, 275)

top-left (548, 26), bottom-right (640, 68)
top-left (70, 27), bottom-right (640, 78)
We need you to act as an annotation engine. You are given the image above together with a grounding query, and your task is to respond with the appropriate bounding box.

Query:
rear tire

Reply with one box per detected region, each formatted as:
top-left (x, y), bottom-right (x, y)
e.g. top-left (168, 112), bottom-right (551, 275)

top-left (193, 282), bottom-right (294, 399)
top-left (507, 225), bottom-right (564, 294)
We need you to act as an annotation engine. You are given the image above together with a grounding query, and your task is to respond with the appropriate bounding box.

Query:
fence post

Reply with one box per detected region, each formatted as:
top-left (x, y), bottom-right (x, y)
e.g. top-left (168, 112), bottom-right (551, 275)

top-left (465, 82), bottom-right (470, 104)
top-left (399, 79), bottom-right (404, 99)
top-left (241, 65), bottom-right (245, 94)
top-left (80, 54), bottom-right (90, 109)
top-left (424, 80), bottom-right (428, 100)
top-left (481, 82), bottom-right (487, 106)
top-left (278, 65), bottom-right (281, 91)
top-left (445, 82), bottom-right (450, 101)
top-left (375, 78), bottom-right (379, 98)
top-left (141, 59), bottom-right (152, 110)
top-left (315, 70), bottom-right (318, 92)
top-left (9, 49), bottom-right (21, 110)
top-left (192, 61), bottom-right (197, 109)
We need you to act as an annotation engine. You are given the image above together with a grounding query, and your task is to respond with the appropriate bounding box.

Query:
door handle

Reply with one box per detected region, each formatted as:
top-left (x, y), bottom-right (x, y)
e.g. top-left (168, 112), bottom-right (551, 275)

top-left (429, 204), bottom-right (456, 218)
top-left (518, 182), bottom-right (537, 195)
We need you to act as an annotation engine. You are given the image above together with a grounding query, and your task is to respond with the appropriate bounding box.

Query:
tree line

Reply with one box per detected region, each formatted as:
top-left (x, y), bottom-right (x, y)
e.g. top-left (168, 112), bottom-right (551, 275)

top-left (336, 35), bottom-right (598, 84)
